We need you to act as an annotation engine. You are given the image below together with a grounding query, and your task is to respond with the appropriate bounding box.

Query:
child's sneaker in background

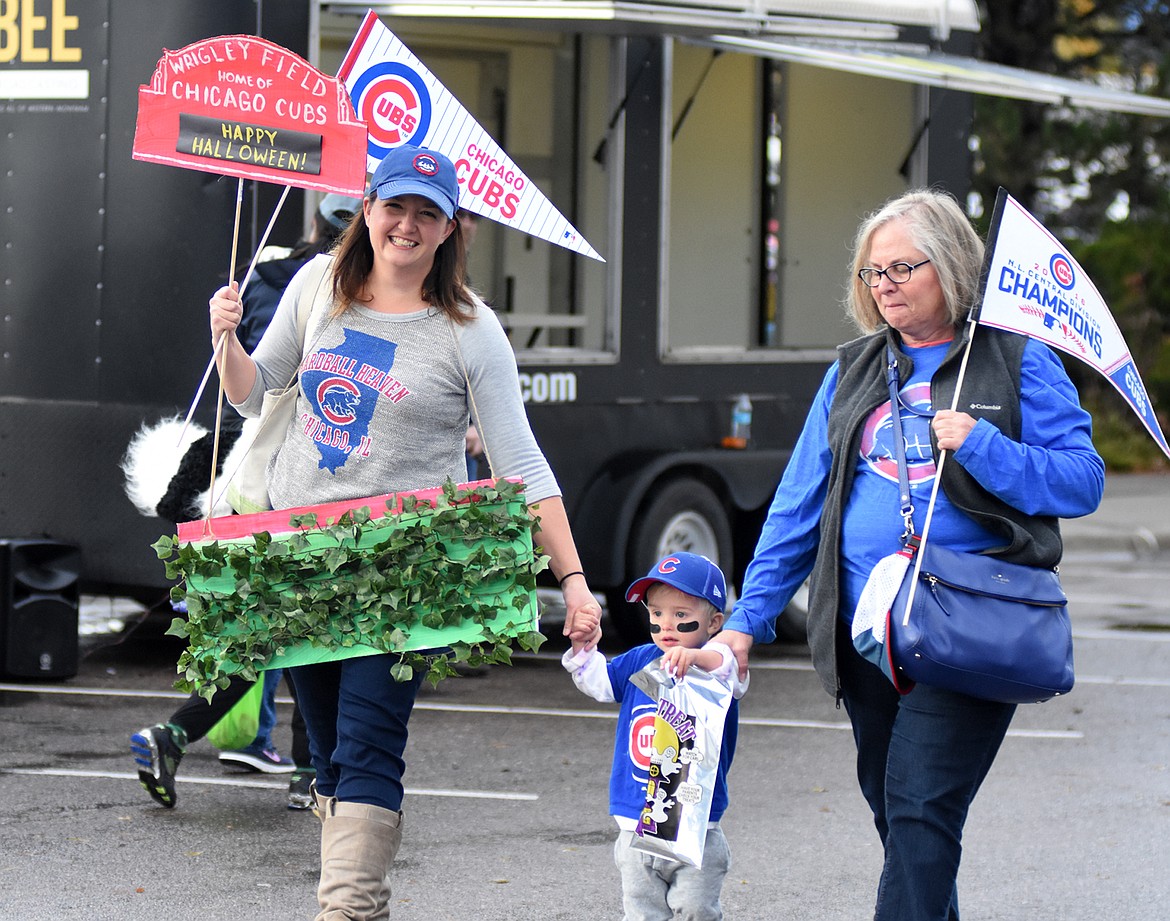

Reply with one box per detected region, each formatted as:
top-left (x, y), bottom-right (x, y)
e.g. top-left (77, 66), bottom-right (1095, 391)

top-left (287, 769), bottom-right (316, 810)
top-left (131, 723), bottom-right (187, 808)
top-left (218, 742), bottom-right (295, 773)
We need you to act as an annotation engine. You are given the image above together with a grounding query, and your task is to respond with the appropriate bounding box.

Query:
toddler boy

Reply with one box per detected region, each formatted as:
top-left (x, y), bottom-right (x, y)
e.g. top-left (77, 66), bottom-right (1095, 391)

top-left (563, 551), bottom-right (748, 921)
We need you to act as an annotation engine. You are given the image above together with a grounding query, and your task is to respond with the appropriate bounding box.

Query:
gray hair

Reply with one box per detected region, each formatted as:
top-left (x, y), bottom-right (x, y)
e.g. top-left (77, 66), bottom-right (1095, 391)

top-left (845, 189), bottom-right (985, 334)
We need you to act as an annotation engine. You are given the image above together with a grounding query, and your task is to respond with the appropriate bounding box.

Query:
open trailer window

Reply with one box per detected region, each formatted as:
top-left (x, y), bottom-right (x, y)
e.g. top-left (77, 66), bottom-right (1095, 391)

top-left (431, 33), bottom-right (613, 356)
top-left (664, 44), bottom-right (762, 356)
top-left (664, 45), bottom-right (913, 358)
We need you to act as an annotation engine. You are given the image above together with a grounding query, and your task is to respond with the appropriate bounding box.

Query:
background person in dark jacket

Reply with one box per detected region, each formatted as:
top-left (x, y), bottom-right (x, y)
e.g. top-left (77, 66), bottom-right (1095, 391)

top-left (125, 192), bottom-right (361, 811)
top-left (236, 194), bottom-right (362, 350)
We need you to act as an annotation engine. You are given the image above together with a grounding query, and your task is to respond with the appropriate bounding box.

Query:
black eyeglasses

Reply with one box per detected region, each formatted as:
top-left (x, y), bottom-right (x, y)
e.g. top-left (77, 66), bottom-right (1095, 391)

top-left (858, 259), bottom-right (931, 287)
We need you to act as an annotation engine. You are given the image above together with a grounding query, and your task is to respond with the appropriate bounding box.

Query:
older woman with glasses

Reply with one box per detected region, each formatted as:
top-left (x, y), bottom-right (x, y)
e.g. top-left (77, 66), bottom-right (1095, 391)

top-left (715, 189), bottom-right (1104, 920)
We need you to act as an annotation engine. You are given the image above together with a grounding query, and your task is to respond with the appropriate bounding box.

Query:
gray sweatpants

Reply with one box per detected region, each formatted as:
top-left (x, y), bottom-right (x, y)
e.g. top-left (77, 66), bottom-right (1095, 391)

top-left (613, 826), bottom-right (731, 921)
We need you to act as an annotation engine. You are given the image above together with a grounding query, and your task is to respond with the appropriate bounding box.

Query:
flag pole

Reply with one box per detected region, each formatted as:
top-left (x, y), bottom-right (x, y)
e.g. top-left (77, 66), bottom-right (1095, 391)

top-left (898, 314), bottom-right (977, 625)
top-left (178, 184), bottom-right (291, 450)
top-left (203, 178), bottom-right (246, 530)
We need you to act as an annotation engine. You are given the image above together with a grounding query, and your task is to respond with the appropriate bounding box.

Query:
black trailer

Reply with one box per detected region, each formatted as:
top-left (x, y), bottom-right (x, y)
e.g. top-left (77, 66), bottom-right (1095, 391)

top-left (7, 0), bottom-right (1159, 641)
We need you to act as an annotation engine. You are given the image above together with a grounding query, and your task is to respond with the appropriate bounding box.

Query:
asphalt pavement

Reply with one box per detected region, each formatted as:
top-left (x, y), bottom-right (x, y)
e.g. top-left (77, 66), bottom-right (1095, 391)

top-left (7, 472), bottom-right (1170, 921)
top-left (1060, 471), bottom-right (1170, 556)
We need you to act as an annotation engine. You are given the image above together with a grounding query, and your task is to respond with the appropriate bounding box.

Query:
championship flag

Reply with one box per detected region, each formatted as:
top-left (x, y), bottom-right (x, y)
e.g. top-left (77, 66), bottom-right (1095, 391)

top-left (977, 189), bottom-right (1170, 461)
top-left (337, 10), bottom-right (603, 262)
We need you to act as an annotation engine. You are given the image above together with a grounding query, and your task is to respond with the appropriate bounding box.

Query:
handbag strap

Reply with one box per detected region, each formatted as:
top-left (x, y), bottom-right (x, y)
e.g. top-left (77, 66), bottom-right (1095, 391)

top-left (886, 347), bottom-right (916, 541)
top-left (292, 255), bottom-right (334, 365)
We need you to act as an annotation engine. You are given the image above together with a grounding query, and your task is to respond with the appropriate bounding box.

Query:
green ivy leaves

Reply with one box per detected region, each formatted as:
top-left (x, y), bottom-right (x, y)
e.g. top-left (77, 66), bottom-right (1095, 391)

top-left (153, 479), bottom-right (549, 700)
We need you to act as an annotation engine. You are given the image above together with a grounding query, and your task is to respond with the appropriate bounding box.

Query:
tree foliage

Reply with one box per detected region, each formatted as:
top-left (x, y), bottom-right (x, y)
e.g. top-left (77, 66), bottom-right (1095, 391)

top-left (972, 1), bottom-right (1170, 468)
top-left (974, 1), bottom-right (1170, 236)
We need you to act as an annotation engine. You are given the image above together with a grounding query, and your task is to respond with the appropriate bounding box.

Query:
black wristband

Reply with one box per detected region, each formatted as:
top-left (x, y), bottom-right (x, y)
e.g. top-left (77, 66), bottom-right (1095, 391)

top-left (558, 570), bottom-right (585, 588)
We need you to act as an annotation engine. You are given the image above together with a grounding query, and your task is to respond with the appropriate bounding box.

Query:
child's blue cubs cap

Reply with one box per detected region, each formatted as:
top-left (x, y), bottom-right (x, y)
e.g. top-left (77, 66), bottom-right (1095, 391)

top-left (369, 144), bottom-right (459, 219)
top-left (625, 551), bottom-right (727, 612)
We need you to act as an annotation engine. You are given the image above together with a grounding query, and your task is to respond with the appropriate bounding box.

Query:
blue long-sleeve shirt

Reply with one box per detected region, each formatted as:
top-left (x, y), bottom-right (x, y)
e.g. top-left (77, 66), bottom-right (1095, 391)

top-left (726, 338), bottom-right (1104, 644)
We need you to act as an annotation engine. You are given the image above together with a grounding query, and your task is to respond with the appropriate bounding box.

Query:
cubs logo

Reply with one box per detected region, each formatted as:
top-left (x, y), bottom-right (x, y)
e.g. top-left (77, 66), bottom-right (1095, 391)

top-left (349, 61), bottom-right (431, 160)
top-left (316, 377), bottom-right (361, 425)
top-left (412, 152), bottom-right (439, 177)
top-left (859, 384), bottom-right (936, 485)
top-left (1050, 253), bottom-right (1075, 290)
top-left (628, 706), bottom-right (658, 776)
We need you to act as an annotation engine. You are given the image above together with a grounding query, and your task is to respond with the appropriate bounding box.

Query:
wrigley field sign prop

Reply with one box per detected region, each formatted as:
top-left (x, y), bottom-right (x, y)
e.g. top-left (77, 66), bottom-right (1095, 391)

top-left (133, 35), bottom-right (366, 195)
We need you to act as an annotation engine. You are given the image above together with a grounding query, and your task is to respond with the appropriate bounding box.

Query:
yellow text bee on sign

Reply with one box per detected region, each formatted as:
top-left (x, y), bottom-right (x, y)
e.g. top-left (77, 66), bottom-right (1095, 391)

top-left (0, 0), bottom-right (81, 64)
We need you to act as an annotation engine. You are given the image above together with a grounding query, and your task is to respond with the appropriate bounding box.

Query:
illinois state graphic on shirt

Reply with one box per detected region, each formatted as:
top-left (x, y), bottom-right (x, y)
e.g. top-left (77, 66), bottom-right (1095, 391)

top-left (299, 330), bottom-right (408, 473)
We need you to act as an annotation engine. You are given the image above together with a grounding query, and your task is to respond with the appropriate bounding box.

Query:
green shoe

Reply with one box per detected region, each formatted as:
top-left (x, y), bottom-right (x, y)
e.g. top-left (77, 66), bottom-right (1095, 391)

top-left (287, 769), bottom-right (316, 810)
top-left (130, 723), bottom-right (185, 808)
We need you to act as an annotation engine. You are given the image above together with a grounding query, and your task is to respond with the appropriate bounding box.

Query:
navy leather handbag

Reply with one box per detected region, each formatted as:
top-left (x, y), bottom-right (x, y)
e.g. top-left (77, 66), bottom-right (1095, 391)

top-left (889, 542), bottom-right (1074, 704)
top-left (880, 347), bottom-right (1074, 705)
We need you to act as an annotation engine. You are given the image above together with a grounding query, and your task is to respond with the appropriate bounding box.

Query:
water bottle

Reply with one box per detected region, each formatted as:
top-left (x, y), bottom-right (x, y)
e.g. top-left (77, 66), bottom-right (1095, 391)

top-left (723, 394), bottom-right (753, 448)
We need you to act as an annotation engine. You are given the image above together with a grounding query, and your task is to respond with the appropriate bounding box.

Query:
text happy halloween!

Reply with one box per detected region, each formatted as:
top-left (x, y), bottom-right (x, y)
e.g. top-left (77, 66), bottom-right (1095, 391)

top-left (178, 114), bottom-right (322, 174)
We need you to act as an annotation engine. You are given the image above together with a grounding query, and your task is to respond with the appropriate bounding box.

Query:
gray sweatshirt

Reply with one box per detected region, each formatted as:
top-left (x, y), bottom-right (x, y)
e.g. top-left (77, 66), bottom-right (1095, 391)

top-left (231, 254), bottom-right (560, 510)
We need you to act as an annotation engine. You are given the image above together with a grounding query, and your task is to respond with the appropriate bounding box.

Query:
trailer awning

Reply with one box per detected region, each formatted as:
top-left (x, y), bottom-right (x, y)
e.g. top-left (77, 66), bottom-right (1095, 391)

top-left (694, 34), bottom-right (1170, 118)
top-left (322, 0), bottom-right (979, 40)
top-left (321, 0), bottom-right (1170, 117)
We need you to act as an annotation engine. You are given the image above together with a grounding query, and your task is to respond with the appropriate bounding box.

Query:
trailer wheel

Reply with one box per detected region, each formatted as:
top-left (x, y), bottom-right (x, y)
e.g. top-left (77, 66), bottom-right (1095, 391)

top-left (606, 479), bottom-right (733, 645)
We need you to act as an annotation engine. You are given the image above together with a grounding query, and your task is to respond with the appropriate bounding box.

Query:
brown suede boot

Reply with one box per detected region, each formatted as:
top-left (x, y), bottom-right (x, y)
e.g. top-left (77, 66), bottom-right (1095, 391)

top-left (314, 799), bottom-right (403, 921)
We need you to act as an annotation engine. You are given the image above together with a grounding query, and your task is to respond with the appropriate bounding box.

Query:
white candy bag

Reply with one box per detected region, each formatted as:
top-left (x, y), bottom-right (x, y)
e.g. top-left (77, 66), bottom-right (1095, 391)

top-left (628, 659), bottom-right (733, 867)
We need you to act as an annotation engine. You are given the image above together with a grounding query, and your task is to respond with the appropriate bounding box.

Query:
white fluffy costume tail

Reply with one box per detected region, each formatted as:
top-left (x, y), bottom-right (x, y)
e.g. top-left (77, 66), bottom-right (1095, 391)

top-left (121, 415), bottom-right (251, 523)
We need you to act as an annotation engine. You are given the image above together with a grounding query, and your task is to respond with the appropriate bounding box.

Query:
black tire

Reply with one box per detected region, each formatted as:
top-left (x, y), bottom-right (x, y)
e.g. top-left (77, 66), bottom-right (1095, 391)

top-left (606, 479), bottom-right (734, 646)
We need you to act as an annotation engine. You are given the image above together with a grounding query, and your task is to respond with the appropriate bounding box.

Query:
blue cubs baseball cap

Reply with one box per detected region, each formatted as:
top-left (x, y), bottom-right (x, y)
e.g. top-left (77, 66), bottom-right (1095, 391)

top-left (626, 552), bottom-right (728, 612)
top-left (369, 144), bottom-right (459, 219)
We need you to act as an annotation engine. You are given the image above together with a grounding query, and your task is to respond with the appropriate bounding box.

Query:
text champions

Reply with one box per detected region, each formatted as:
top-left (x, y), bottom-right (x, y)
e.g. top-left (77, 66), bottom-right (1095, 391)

top-left (997, 263), bottom-right (1104, 359)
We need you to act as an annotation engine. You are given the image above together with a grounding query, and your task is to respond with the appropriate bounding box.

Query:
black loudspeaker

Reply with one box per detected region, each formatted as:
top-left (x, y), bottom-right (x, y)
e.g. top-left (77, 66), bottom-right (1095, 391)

top-left (0, 540), bottom-right (81, 680)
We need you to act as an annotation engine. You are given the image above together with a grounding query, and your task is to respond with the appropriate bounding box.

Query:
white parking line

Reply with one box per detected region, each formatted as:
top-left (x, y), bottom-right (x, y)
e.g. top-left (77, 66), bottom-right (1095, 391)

top-left (1073, 673), bottom-right (1170, 687)
top-left (0, 683), bottom-right (188, 700)
top-left (514, 651), bottom-right (816, 671)
top-left (0, 768), bottom-right (538, 801)
top-left (0, 684), bottom-right (1088, 740)
top-left (1073, 627), bottom-right (1170, 643)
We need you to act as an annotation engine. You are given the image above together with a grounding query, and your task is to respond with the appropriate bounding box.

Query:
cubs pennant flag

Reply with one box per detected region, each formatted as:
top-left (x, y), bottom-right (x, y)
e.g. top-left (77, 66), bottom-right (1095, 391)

top-left (337, 10), bottom-right (603, 262)
top-left (977, 189), bottom-right (1170, 460)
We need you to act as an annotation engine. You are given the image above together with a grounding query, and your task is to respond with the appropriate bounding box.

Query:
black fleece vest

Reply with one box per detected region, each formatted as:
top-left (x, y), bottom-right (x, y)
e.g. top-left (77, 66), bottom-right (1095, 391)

top-left (803, 325), bottom-right (1063, 697)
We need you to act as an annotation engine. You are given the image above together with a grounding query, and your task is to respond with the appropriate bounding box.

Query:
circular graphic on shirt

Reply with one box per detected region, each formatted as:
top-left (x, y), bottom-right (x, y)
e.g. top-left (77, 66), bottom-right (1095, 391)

top-left (628, 707), bottom-right (658, 775)
top-left (859, 382), bottom-right (936, 484)
top-left (316, 377), bottom-right (362, 425)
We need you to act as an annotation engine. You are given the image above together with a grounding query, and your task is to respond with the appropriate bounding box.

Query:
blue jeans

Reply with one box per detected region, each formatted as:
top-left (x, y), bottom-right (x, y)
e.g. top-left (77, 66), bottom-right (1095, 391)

top-left (252, 668), bottom-right (282, 751)
top-left (288, 654), bottom-right (424, 811)
top-left (837, 629), bottom-right (1016, 921)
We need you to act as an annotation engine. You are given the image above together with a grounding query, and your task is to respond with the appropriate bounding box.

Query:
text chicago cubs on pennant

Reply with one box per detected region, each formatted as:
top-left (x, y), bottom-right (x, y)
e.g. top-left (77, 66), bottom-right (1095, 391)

top-left (337, 10), bottom-right (604, 262)
top-left (132, 35), bottom-right (367, 196)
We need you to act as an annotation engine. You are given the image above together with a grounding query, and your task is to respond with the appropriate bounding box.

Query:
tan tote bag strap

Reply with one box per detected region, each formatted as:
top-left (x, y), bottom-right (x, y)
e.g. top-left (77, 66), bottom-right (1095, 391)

top-left (214, 257), bottom-right (334, 511)
top-left (447, 308), bottom-right (496, 478)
